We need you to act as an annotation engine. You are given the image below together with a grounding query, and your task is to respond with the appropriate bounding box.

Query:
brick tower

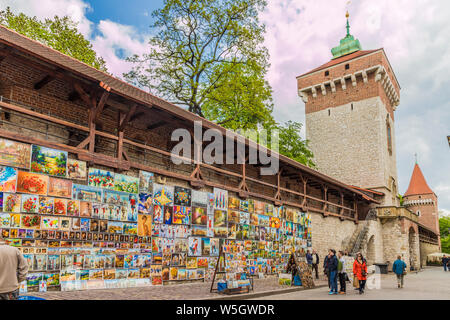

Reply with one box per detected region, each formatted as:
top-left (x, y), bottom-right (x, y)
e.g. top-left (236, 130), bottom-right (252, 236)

top-left (403, 162), bottom-right (440, 236)
top-left (297, 12), bottom-right (401, 206)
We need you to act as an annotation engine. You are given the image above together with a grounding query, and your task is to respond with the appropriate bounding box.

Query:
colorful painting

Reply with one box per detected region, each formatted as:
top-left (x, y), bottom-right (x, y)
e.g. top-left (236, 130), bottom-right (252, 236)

top-left (80, 201), bottom-right (92, 217)
top-left (103, 190), bottom-right (129, 206)
top-left (172, 206), bottom-right (191, 225)
top-left (30, 145), bottom-right (67, 177)
top-left (153, 205), bottom-right (163, 224)
top-left (16, 171), bottom-right (48, 195)
top-left (41, 216), bottom-right (59, 229)
top-left (20, 214), bottom-right (41, 229)
top-left (0, 138), bottom-right (31, 169)
top-left (192, 207), bottom-right (207, 226)
top-left (153, 184), bottom-right (174, 206)
top-left (213, 187), bottom-right (228, 210)
top-left (38, 197), bottom-right (54, 215)
top-left (67, 159), bottom-right (87, 181)
top-left (53, 198), bottom-right (67, 215)
top-left (88, 168), bottom-right (114, 189)
top-left (228, 197), bottom-right (240, 210)
top-left (188, 237), bottom-right (202, 256)
top-left (174, 186), bottom-right (191, 206)
top-left (0, 166), bottom-right (17, 193)
top-left (139, 171), bottom-right (154, 194)
top-left (0, 213), bottom-right (10, 227)
top-left (213, 209), bottom-right (227, 227)
top-left (137, 214), bottom-right (152, 237)
top-left (138, 193), bottom-right (152, 214)
top-left (72, 184), bottom-right (102, 202)
top-left (48, 177), bottom-right (72, 198)
top-left (3, 193), bottom-right (21, 212)
top-left (163, 206), bottom-right (172, 224)
top-left (114, 173), bottom-right (139, 194)
top-left (21, 194), bottom-right (39, 213)
top-left (67, 200), bottom-right (80, 216)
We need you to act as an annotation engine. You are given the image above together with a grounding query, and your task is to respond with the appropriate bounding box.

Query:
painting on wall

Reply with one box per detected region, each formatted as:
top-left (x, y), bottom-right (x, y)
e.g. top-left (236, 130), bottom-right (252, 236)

top-left (88, 168), bottom-right (114, 189)
top-left (137, 214), bottom-right (152, 237)
top-left (3, 193), bottom-right (21, 213)
top-left (191, 207), bottom-right (207, 226)
top-left (38, 197), bottom-right (54, 215)
top-left (16, 171), bottom-right (48, 195)
top-left (114, 173), bottom-right (139, 194)
top-left (21, 195), bottom-right (39, 214)
top-left (0, 138), bottom-right (31, 169)
top-left (172, 206), bottom-right (190, 225)
top-left (67, 159), bottom-right (87, 181)
top-left (138, 193), bottom-right (152, 214)
top-left (213, 188), bottom-right (228, 210)
top-left (174, 186), bottom-right (191, 207)
top-left (72, 184), bottom-right (102, 203)
top-left (191, 190), bottom-right (208, 207)
top-left (103, 190), bottom-right (129, 207)
top-left (30, 145), bottom-right (67, 177)
top-left (139, 171), bottom-right (154, 194)
top-left (48, 177), bottom-right (72, 198)
top-left (0, 166), bottom-right (17, 193)
top-left (153, 184), bottom-right (174, 206)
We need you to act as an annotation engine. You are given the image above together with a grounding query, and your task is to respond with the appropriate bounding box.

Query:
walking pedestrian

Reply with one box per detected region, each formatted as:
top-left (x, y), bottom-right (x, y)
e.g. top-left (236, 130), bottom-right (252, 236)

top-left (392, 255), bottom-right (407, 288)
top-left (306, 250), bottom-right (313, 267)
top-left (0, 235), bottom-right (28, 300)
top-left (337, 251), bottom-right (347, 294)
top-left (328, 249), bottom-right (339, 295)
top-left (323, 250), bottom-right (332, 289)
top-left (353, 252), bottom-right (368, 294)
top-left (442, 255), bottom-right (448, 272)
top-left (311, 249), bottom-right (320, 279)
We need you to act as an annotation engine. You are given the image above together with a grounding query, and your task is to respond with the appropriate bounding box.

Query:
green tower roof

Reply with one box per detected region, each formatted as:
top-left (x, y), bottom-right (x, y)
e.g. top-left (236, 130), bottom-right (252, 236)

top-left (331, 12), bottom-right (362, 59)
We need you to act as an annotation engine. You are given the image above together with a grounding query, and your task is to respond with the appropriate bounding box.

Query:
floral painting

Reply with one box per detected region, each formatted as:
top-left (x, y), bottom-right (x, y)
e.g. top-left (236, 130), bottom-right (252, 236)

top-left (38, 197), bottom-right (54, 215)
top-left (21, 194), bottom-right (39, 213)
top-left (0, 166), bottom-right (17, 193)
top-left (48, 177), bottom-right (72, 198)
top-left (54, 198), bottom-right (67, 215)
top-left (67, 200), bottom-right (80, 216)
top-left (3, 193), bottom-right (21, 212)
top-left (88, 168), bottom-right (114, 189)
top-left (31, 145), bottom-right (67, 177)
top-left (152, 184), bottom-right (174, 206)
top-left (139, 170), bottom-right (154, 194)
top-left (0, 138), bottom-right (31, 169)
top-left (16, 171), bottom-right (48, 195)
top-left (21, 214), bottom-right (41, 229)
top-left (72, 184), bottom-right (102, 202)
top-left (67, 159), bottom-right (87, 181)
top-left (114, 173), bottom-right (139, 194)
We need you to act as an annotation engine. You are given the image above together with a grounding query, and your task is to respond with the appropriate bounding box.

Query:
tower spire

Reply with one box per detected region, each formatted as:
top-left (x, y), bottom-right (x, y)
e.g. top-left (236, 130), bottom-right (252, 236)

top-left (331, 10), bottom-right (362, 59)
top-left (346, 11), bottom-right (350, 36)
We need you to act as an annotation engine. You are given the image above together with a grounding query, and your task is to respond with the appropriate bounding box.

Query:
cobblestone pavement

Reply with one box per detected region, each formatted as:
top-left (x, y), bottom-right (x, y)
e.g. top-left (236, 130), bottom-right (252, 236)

top-left (26, 276), bottom-right (328, 300)
top-left (251, 267), bottom-right (450, 300)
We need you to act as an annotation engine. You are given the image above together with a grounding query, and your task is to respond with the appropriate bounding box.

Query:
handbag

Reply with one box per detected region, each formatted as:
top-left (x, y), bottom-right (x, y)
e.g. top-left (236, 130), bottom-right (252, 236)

top-left (353, 275), bottom-right (359, 288)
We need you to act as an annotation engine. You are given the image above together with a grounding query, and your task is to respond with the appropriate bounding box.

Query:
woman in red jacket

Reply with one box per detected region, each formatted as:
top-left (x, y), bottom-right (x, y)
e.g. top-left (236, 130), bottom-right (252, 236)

top-left (353, 252), bottom-right (368, 294)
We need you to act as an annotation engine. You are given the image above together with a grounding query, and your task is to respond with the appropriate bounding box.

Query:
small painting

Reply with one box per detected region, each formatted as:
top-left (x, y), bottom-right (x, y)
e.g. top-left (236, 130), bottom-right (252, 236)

top-left (191, 190), bottom-right (208, 207)
top-left (88, 168), bottom-right (114, 189)
top-left (137, 214), bottom-right (152, 237)
top-left (0, 166), bottom-right (17, 193)
top-left (103, 190), bottom-right (129, 207)
top-left (174, 186), bottom-right (191, 207)
top-left (172, 206), bottom-right (191, 225)
top-left (153, 184), bottom-right (174, 206)
top-left (38, 197), bottom-right (54, 215)
top-left (80, 201), bottom-right (92, 217)
top-left (31, 145), bottom-right (67, 177)
top-left (3, 193), bottom-right (21, 212)
top-left (41, 216), bottom-right (59, 229)
top-left (0, 138), bottom-right (31, 169)
top-left (53, 198), bottom-right (67, 215)
top-left (192, 207), bottom-right (207, 226)
top-left (114, 173), bottom-right (139, 194)
top-left (67, 159), bottom-right (87, 181)
top-left (188, 237), bottom-right (202, 256)
top-left (20, 214), bottom-right (41, 229)
top-left (67, 200), bottom-right (80, 216)
top-left (153, 205), bottom-right (162, 224)
top-left (48, 177), bottom-right (72, 198)
top-left (138, 193), bottom-right (152, 214)
top-left (213, 187), bottom-right (228, 210)
top-left (213, 209), bottom-right (227, 227)
top-left (21, 194), bottom-right (39, 213)
top-left (72, 184), bottom-right (102, 202)
top-left (16, 171), bottom-right (48, 195)
top-left (139, 171), bottom-right (154, 194)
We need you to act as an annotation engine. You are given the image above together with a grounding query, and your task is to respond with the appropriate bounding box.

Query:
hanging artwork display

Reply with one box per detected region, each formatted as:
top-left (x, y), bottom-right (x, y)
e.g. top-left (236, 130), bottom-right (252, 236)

top-left (4, 193), bottom-right (21, 212)
top-left (16, 171), bottom-right (48, 195)
top-left (172, 206), bottom-right (190, 225)
top-left (21, 194), bottom-right (39, 213)
top-left (139, 171), bottom-right (154, 194)
top-left (191, 207), bottom-right (207, 226)
top-left (88, 168), bottom-right (114, 189)
top-left (67, 159), bottom-right (87, 181)
top-left (72, 184), bottom-right (102, 203)
top-left (114, 173), bottom-right (139, 194)
top-left (30, 145), bottom-right (67, 178)
top-left (0, 138), bottom-right (31, 169)
top-left (138, 193), bottom-right (152, 214)
top-left (153, 184), bottom-right (174, 206)
top-left (213, 188), bottom-right (228, 210)
top-left (191, 190), bottom-right (208, 207)
top-left (0, 166), bottom-right (17, 193)
top-left (174, 186), bottom-right (191, 207)
top-left (48, 177), bottom-right (72, 198)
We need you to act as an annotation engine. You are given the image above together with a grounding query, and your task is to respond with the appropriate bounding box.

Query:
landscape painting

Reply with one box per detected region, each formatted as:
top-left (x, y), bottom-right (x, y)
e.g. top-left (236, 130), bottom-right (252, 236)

top-left (139, 171), bottom-right (154, 194)
top-left (0, 138), bottom-right (31, 169)
top-left (72, 184), bottom-right (102, 203)
top-left (114, 173), bottom-right (139, 194)
top-left (88, 168), bottom-right (114, 189)
top-left (0, 166), bottom-right (17, 193)
top-left (67, 159), bottom-right (87, 181)
top-left (16, 171), bottom-right (48, 196)
top-left (48, 177), bottom-right (72, 198)
top-left (30, 145), bottom-right (67, 177)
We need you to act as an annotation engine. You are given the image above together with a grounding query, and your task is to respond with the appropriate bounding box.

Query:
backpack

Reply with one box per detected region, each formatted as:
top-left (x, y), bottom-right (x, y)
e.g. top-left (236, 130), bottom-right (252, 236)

top-left (337, 259), bottom-right (343, 272)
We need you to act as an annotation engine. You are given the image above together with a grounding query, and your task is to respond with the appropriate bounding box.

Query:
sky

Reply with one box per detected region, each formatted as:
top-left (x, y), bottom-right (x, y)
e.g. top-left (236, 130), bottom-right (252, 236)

top-left (0, 0), bottom-right (449, 215)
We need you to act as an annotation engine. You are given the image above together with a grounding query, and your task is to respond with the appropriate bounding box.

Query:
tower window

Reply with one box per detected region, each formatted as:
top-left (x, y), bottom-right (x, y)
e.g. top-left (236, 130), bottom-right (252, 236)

top-left (351, 103), bottom-right (354, 111)
top-left (345, 64), bottom-right (350, 70)
top-left (386, 116), bottom-right (392, 155)
top-left (325, 71), bottom-right (329, 76)
top-left (416, 210), bottom-right (421, 216)
top-left (328, 109), bottom-right (331, 116)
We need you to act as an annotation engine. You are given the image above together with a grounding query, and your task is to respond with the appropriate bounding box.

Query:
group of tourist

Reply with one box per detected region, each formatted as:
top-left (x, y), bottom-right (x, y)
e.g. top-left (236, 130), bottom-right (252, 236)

top-left (442, 255), bottom-right (450, 272)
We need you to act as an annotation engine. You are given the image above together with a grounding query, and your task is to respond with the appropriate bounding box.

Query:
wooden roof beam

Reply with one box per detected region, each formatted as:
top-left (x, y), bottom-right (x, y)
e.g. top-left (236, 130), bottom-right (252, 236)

top-left (118, 103), bottom-right (137, 132)
top-left (34, 74), bottom-right (55, 90)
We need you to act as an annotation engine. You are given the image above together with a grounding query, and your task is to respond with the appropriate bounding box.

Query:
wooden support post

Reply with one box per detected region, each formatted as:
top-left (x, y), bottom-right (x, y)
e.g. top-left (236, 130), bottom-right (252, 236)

top-left (301, 175), bottom-right (308, 210)
top-left (322, 185), bottom-right (328, 216)
top-left (238, 156), bottom-right (249, 199)
top-left (274, 168), bottom-right (283, 206)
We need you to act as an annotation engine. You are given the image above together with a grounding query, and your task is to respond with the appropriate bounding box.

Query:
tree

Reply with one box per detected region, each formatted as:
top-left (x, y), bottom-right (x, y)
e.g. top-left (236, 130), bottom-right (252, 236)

top-left (0, 7), bottom-right (107, 72)
top-left (124, 0), bottom-right (270, 121)
top-left (276, 121), bottom-right (315, 168)
top-left (439, 216), bottom-right (450, 254)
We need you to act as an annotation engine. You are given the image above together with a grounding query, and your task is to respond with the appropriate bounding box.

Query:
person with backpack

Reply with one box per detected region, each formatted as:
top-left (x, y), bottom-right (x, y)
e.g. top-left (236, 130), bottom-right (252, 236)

top-left (337, 251), bottom-right (347, 294)
top-left (392, 255), bottom-right (407, 288)
top-left (353, 252), bottom-right (368, 294)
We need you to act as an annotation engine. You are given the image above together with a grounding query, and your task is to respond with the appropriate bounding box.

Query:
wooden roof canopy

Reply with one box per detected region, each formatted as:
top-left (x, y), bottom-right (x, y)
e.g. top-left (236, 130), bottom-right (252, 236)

top-left (0, 25), bottom-right (378, 204)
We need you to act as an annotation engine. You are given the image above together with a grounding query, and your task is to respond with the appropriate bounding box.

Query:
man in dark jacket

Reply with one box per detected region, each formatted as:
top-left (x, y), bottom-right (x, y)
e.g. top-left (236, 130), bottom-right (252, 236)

top-left (328, 249), bottom-right (339, 294)
top-left (311, 249), bottom-right (320, 279)
top-left (323, 250), bottom-right (331, 288)
top-left (443, 255), bottom-right (448, 272)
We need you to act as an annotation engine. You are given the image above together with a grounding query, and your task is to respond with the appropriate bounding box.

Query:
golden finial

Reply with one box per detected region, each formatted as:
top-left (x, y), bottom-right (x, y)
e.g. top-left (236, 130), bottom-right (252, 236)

top-left (346, 11), bottom-right (349, 19)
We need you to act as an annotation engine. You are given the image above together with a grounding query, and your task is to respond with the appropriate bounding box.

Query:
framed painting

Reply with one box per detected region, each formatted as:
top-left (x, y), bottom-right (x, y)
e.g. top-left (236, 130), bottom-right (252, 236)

top-left (3, 193), bottom-right (21, 212)
top-left (0, 166), bottom-right (17, 193)
top-left (138, 193), bottom-right (152, 214)
top-left (38, 197), bottom-right (54, 215)
top-left (139, 170), bottom-right (154, 194)
top-left (48, 177), bottom-right (72, 198)
top-left (174, 186), bottom-right (191, 207)
top-left (103, 189), bottom-right (129, 207)
top-left (0, 138), bottom-right (31, 169)
top-left (114, 173), bottom-right (139, 194)
top-left (88, 168), bottom-right (114, 189)
top-left (172, 206), bottom-right (190, 225)
top-left (16, 171), bottom-right (48, 195)
top-left (67, 159), bottom-right (87, 181)
top-left (152, 184), bottom-right (174, 206)
top-left (72, 184), bottom-right (102, 202)
top-left (213, 187), bottom-right (228, 210)
top-left (30, 145), bottom-right (67, 177)
top-left (21, 194), bottom-right (39, 213)
top-left (53, 198), bottom-right (67, 215)
top-left (191, 207), bottom-right (207, 226)
top-left (191, 190), bottom-right (207, 208)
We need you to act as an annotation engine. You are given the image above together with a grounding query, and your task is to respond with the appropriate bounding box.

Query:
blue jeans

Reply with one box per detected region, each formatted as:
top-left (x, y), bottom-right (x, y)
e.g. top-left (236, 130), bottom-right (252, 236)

top-left (444, 263), bottom-right (448, 272)
top-left (330, 271), bottom-right (338, 293)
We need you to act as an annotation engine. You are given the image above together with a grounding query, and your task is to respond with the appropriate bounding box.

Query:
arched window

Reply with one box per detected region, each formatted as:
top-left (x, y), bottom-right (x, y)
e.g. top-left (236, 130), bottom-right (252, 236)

top-left (416, 210), bottom-right (421, 216)
top-left (386, 115), bottom-right (392, 155)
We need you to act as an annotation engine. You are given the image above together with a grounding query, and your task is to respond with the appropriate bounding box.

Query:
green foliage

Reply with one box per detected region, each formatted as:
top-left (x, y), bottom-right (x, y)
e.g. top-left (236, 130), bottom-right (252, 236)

top-left (398, 194), bottom-right (404, 206)
top-left (440, 216), bottom-right (450, 254)
top-left (0, 7), bottom-right (107, 72)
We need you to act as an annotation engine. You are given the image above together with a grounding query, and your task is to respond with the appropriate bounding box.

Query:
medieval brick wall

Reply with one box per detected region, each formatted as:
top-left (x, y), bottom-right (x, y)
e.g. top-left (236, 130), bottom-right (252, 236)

top-left (404, 194), bottom-right (440, 235)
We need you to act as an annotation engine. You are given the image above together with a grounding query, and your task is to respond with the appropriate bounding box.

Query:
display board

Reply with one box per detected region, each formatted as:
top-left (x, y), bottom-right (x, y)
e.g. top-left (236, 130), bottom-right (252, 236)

top-left (0, 137), bottom-right (312, 292)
